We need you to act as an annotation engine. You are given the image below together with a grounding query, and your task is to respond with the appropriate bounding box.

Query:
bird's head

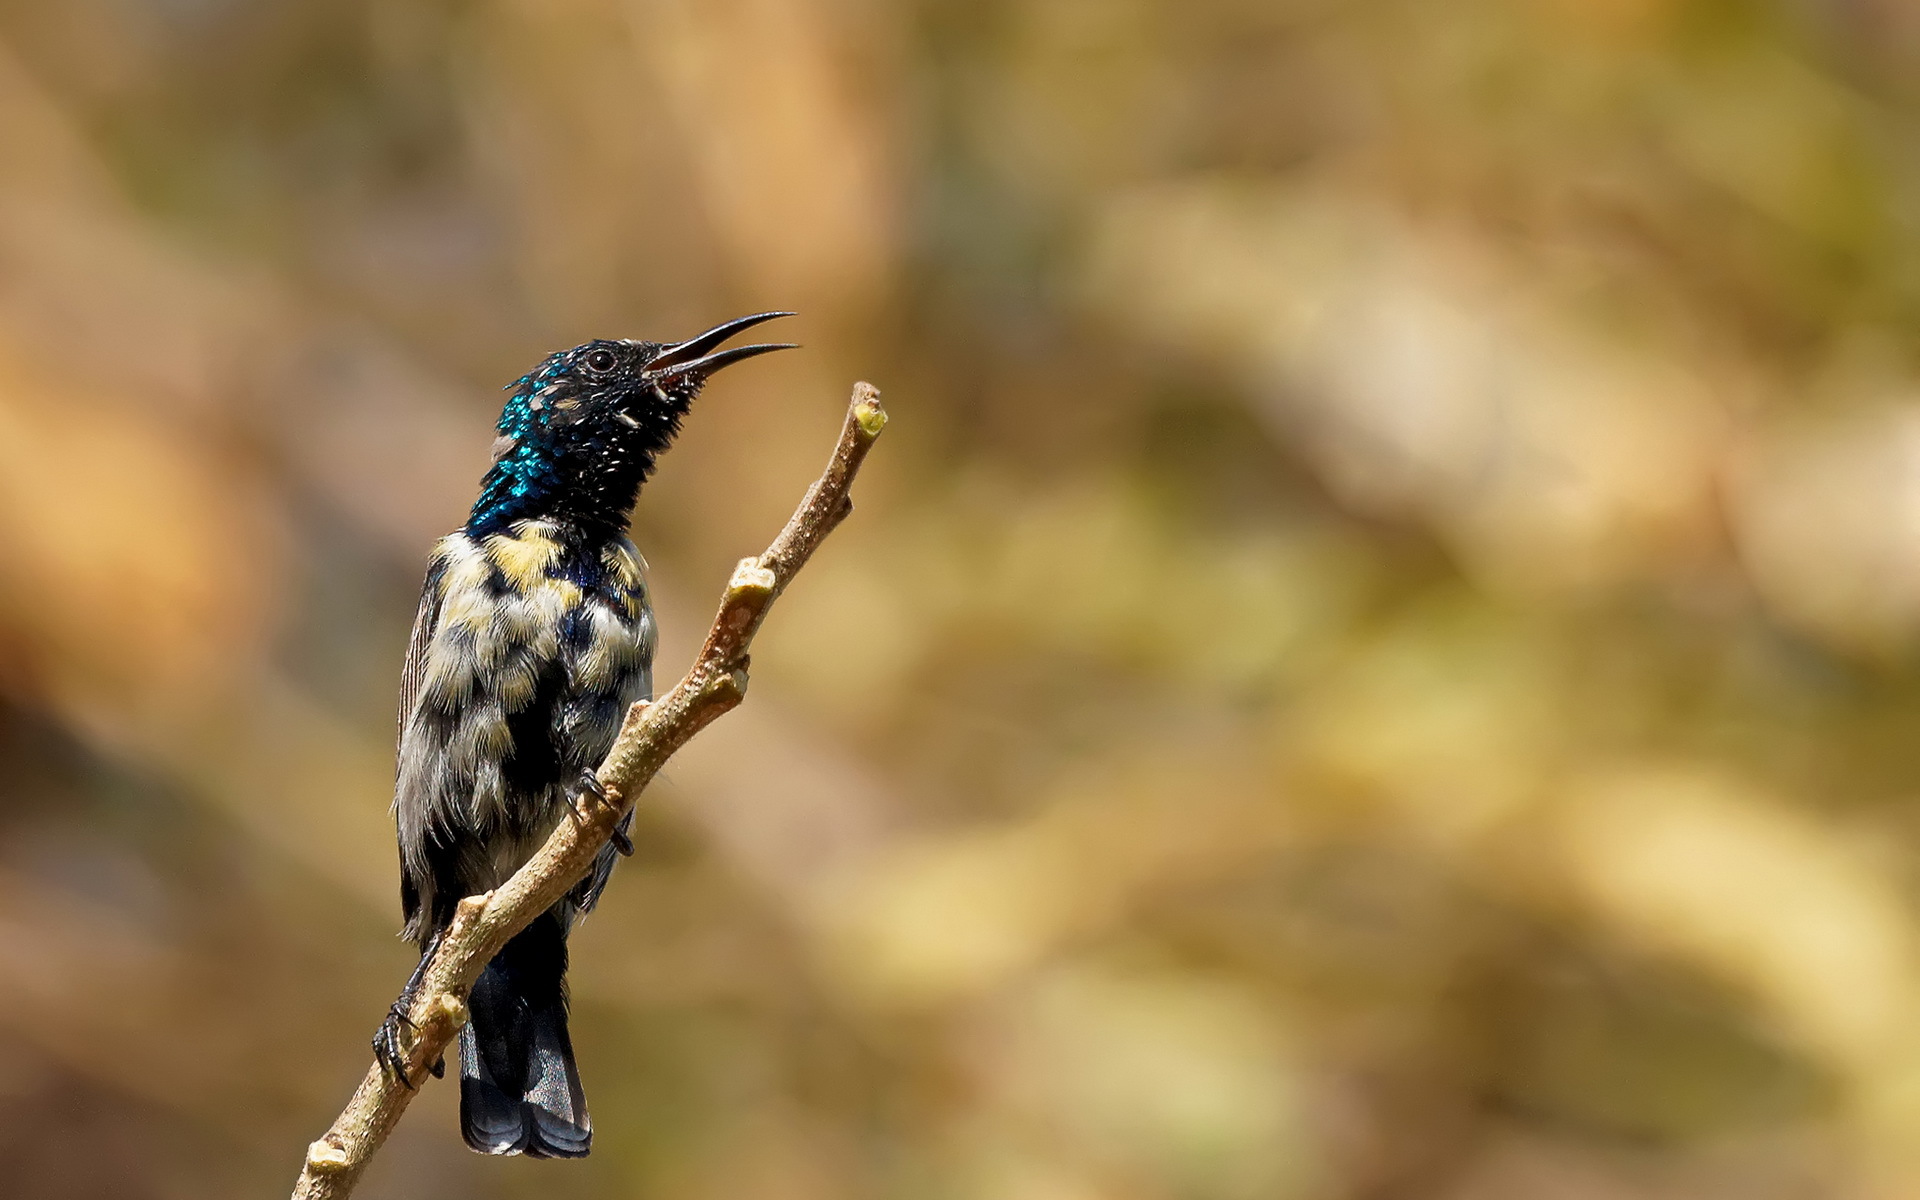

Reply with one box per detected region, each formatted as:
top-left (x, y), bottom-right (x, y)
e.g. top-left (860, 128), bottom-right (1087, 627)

top-left (467, 311), bottom-right (795, 538)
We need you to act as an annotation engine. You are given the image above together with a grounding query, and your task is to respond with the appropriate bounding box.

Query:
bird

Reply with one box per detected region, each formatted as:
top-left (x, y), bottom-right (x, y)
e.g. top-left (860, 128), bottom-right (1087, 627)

top-left (376, 312), bottom-right (795, 1158)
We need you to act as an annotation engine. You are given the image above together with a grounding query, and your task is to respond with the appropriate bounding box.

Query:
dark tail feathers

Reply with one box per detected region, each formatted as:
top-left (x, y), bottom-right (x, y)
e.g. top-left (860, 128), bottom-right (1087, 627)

top-left (458, 915), bottom-right (591, 1158)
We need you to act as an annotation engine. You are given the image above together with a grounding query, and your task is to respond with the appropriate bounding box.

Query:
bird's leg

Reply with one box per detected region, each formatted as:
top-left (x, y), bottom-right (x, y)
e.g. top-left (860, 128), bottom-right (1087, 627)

top-left (372, 927), bottom-right (448, 1087)
top-left (566, 769), bottom-right (634, 856)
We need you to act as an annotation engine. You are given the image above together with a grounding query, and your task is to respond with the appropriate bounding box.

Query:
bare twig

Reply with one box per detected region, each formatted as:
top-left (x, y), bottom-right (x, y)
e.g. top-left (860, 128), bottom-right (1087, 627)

top-left (291, 382), bottom-right (887, 1200)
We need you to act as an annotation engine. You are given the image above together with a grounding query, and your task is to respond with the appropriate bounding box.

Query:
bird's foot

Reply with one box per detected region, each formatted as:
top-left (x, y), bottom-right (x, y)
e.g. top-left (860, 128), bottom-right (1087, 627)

top-left (372, 931), bottom-right (445, 1087)
top-left (372, 999), bottom-right (419, 1088)
top-left (567, 770), bottom-right (634, 856)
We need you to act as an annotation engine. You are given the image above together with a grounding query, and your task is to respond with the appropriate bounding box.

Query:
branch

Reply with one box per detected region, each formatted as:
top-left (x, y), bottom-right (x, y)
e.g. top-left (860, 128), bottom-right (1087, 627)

top-left (291, 382), bottom-right (888, 1200)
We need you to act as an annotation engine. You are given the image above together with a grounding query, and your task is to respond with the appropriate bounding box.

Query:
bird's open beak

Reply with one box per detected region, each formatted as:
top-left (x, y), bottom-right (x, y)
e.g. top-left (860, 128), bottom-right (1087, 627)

top-left (644, 311), bottom-right (798, 383)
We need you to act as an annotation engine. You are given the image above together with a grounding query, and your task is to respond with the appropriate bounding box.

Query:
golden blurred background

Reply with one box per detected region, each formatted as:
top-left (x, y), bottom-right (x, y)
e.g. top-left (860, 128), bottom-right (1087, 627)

top-left (3, 0), bottom-right (1920, 1196)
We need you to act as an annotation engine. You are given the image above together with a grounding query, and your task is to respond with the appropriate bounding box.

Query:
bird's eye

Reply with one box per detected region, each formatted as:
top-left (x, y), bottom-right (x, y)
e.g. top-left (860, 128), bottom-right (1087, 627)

top-left (585, 349), bottom-right (618, 373)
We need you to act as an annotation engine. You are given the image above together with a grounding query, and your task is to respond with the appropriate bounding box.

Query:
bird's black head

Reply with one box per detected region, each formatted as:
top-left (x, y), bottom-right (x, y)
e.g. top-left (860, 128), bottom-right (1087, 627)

top-left (467, 312), bottom-right (795, 538)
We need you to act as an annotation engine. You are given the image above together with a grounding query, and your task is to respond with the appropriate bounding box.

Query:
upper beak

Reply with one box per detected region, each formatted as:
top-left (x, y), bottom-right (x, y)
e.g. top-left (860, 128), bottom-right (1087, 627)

top-left (645, 311), bottom-right (798, 383)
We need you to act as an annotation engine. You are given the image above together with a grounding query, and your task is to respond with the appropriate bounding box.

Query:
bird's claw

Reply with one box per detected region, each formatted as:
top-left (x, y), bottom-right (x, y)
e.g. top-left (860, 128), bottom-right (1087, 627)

top-left (372, 930), bottom-right (445, 1089)
top-left (567, 771), bottom-right (633, 855)
top-left (564, 770), bottom-right (607, 821)
top-left (578, 770), bottom-right (610, 805)
top-left (372, 999), bottom-right (420, 1089)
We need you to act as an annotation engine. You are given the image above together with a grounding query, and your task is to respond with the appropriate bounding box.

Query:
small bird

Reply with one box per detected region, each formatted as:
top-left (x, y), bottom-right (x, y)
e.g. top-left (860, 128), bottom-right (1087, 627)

top-left (378, 313), bottom-right (795, 1157)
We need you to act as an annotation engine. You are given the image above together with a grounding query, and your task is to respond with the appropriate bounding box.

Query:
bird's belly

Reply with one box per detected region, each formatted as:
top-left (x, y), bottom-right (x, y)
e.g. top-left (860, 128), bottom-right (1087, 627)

top-left (469, 821), bottom-right (563, 893)
top-left (396, 525), bottom-right (655, 931)
top-left (449, 603), bottom-right (649, 826)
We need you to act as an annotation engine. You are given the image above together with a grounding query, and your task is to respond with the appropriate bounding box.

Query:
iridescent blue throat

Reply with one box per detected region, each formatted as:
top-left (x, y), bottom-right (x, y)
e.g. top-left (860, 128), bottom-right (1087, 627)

top-left (468, 363), bottom-right (563, 538)
top-left (466, 359), bottom-right (684, 540)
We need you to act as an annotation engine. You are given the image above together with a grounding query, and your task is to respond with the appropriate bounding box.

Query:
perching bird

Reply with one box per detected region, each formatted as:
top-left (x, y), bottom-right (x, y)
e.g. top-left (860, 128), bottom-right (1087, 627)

top-left (377, 313), bottom-right (795, 1157)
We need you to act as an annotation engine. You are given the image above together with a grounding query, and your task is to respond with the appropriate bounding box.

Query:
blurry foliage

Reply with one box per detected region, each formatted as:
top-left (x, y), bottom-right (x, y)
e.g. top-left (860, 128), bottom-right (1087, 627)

top-left (3, 0), bottom-right (1920, 1197)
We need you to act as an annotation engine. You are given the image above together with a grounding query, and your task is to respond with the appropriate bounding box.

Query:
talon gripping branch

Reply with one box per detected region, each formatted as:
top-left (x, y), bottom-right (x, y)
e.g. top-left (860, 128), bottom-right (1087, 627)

top-left (380, 314), bottom-right (795, 1158)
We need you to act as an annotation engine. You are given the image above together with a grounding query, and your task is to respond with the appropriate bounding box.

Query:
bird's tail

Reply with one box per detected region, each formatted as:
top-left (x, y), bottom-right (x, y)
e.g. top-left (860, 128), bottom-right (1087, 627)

top-left (458, 911), bottom-right (591, 1158)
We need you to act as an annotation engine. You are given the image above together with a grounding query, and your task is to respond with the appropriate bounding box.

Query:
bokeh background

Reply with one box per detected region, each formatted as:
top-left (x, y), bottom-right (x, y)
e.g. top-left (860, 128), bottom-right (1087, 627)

top-left (5, 0), bottom-right (1920, 1197)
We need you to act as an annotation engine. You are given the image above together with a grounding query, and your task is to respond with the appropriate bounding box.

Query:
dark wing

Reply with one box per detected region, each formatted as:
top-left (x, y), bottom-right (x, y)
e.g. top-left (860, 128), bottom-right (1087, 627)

top-left (396, 558), bottom-right (446, 757)
top-left (395, 555), bottom-right (450, 937)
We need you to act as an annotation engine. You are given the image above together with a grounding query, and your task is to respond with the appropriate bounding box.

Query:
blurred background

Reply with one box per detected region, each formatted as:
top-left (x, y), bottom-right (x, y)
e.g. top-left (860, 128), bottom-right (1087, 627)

top-left (5, 0), bottom-right (1920, 1197)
